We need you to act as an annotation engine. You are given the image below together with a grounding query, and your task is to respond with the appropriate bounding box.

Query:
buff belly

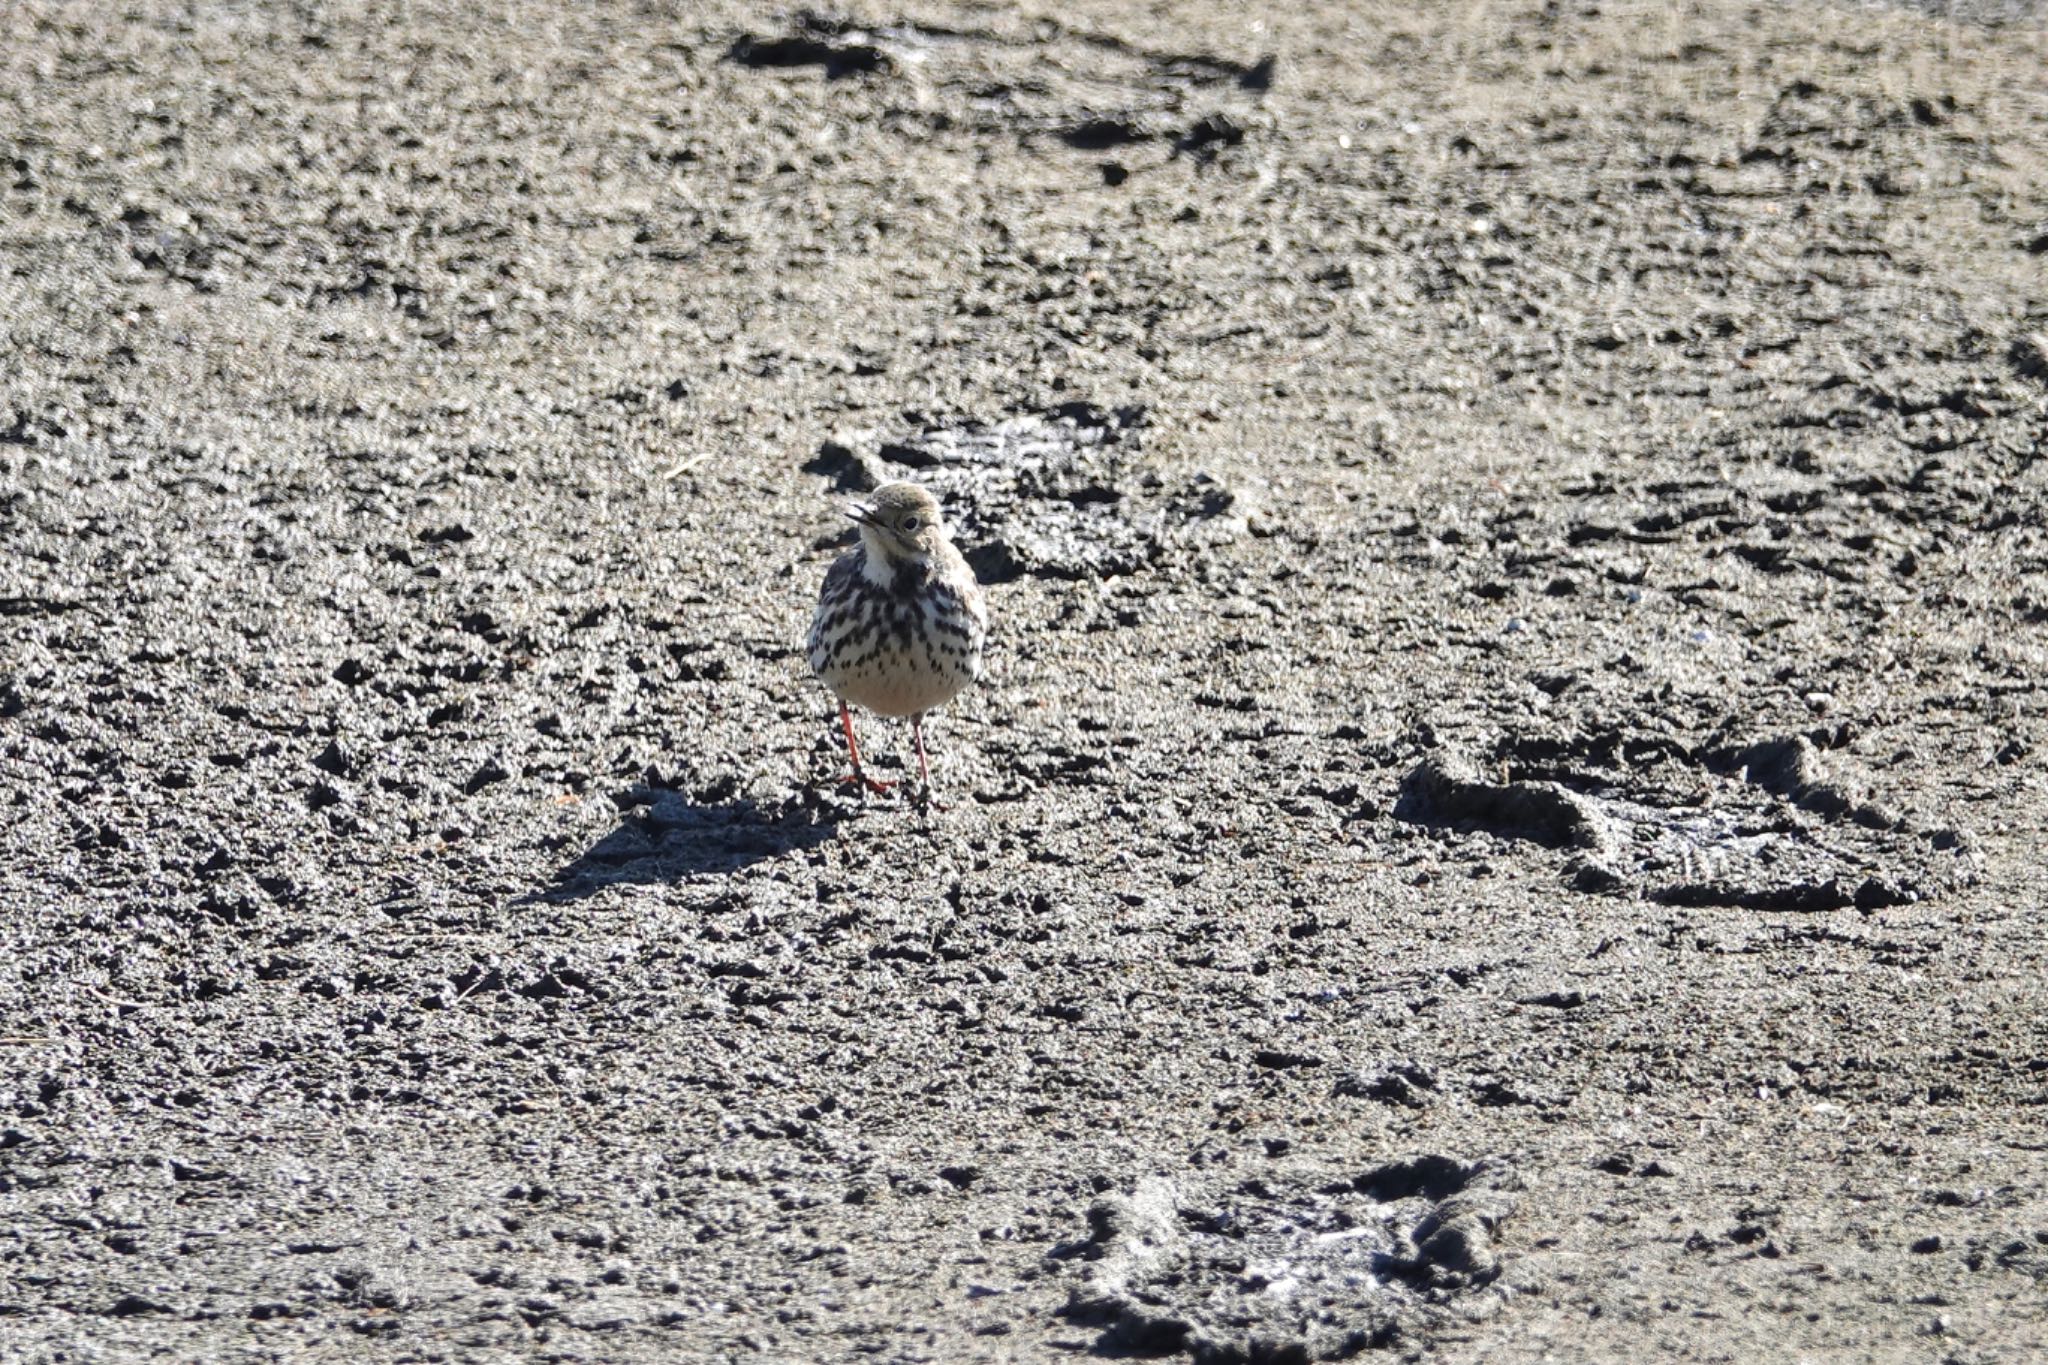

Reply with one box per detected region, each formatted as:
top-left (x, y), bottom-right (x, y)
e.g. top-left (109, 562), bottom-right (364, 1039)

top-left (814, 654), bottom-right (975, 718)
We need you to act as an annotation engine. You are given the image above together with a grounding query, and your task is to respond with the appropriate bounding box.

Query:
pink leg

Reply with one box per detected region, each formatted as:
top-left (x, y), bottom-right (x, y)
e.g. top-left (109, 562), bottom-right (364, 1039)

top-left (912, 715), bottom-right (949, 810)
top-left (912, 715), bottom-right (933, 789)
top-left (838, 702), bottom-right (893, 794)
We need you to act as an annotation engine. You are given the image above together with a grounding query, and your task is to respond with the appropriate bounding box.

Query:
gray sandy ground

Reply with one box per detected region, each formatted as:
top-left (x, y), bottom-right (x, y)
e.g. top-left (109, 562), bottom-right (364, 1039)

top-left (4, 0), bottom-right (2048, 1360)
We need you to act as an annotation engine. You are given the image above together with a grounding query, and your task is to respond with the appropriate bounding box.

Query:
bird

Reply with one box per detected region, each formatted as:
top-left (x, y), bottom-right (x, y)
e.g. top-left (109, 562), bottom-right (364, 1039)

top-left (807, 481), bottom-right (987, 800)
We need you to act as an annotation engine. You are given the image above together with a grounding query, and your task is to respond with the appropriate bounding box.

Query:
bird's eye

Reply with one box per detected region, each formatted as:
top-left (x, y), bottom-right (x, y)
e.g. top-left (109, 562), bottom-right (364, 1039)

top-left (902, 515), bottom-right (921, 531)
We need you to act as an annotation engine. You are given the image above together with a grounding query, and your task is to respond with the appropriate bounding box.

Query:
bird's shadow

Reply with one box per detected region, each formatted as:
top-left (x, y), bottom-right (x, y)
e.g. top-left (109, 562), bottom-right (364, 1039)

top-left (529, 787), bottom-right (839, 902)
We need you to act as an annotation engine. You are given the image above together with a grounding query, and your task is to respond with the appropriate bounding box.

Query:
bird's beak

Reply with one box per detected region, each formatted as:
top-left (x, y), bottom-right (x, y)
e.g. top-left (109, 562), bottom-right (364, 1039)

top-left (844, 499), bottom-right (878, 528)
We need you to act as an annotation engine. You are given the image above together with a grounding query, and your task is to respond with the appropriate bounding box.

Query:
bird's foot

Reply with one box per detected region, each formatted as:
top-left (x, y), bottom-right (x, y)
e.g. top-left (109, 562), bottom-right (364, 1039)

top-left (838, 773), bottom-right (897, 796)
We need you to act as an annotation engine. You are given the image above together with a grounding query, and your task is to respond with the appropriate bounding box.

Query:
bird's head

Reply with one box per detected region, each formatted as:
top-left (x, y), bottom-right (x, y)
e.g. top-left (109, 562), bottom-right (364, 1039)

top-left (847, 482), bottom-right (947, 564)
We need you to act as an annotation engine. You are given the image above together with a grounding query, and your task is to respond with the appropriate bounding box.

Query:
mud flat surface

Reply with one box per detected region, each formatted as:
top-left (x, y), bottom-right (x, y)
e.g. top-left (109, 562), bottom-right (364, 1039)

top-left (5, 1), bottom-right (2048, 1360)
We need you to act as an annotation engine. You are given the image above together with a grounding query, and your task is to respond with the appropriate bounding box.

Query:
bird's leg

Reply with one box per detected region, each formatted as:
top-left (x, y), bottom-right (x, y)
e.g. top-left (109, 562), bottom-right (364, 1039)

top-left (838, 701), bottom-right (894, 794)
top-left (911, 714), bottom-right (948, 810)
top-left (912, 714), bottom-right (933, 789)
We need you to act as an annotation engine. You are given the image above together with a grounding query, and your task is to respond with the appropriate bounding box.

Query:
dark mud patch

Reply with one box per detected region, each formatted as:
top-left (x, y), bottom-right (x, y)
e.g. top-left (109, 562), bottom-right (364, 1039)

top-left (808, 403), bottom-right (1253, 583)
top-left (1400, 730), bottom-right (1974, 909)
top-left (1059, 1156), bottom-right (1519, 1360)
top-left (1396, 752), bottom-right (1610, 851)
top-left (541, 788), bottom-right (834, 898)
top-left (1705, 733), bottom-right (1900, 831)
top-left (722, 9), bottom-right (1274, 173)
top-left (727, 16), bottom-right (894, 78)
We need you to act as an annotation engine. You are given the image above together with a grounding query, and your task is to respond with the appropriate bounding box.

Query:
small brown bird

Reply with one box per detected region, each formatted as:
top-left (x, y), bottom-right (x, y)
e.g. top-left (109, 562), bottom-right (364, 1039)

top-left (808, 482), bottom-right (987, 798)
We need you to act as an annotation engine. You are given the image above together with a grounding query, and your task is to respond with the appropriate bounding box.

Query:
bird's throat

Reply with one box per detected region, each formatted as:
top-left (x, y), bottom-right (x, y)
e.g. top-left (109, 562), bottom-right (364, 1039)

top-left (858, 530), bottom-right (928, 593)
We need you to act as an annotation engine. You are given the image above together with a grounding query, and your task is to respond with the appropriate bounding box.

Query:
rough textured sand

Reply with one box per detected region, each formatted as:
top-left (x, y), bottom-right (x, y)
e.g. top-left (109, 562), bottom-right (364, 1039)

top-left (4, 1), bottom-right (2048, 1360)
